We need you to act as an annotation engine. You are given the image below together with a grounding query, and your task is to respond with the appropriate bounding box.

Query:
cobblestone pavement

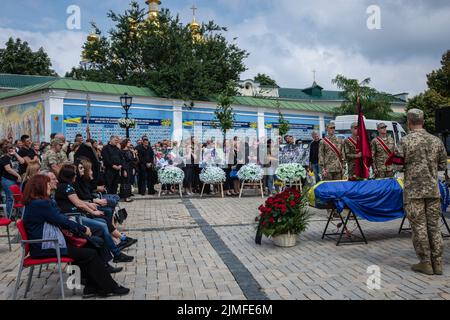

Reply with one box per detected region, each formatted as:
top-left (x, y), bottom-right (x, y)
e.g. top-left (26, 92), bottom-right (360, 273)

top-left (1, 194), bottom-right (450, 300)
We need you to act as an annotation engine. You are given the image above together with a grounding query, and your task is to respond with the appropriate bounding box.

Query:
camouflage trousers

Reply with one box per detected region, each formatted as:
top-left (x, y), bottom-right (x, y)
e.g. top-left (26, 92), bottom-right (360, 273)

top-left (405, 198), bottom-right (443, 264)
top-left (376, 171), bottom-right (394, 179)
top-left (347, 167), bottom-right (356, 180)
top-left (324, 172), bottom-right (343, 181)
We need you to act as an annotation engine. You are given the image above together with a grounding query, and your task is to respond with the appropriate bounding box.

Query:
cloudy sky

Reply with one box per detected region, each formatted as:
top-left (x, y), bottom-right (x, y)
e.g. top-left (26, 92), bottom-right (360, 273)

top-left (1, 0), bottom-right (449, 97)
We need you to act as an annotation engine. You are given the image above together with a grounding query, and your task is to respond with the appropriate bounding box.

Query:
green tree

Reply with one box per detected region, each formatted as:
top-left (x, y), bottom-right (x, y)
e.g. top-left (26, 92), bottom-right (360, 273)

top-left (254, 73), bottom-right (278, 87)
top-left (331, 75), bottom-right (395, 120)
top-left (277, 101), bottom-right (290, 137)
top-left (427, 50), bottom-right (450, 98)
top-left (0, 37), bottom-right (57, 76)
top-left (407, 50), bottom-right (450, 133)
top-left (407, 90), bottom-right (448, 133)
top-left (67, 1), bottom-right (248, 102)
top-left (214, 81), bottom-right (236, 147)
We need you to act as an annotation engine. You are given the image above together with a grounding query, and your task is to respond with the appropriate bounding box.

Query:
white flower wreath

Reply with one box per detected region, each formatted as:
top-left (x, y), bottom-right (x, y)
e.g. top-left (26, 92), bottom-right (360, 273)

top-left (275, 163), bottom-right (307, 183)
top-left (237, 163), bottom-right (264, 182)
top-left (200, 167), bottom-right (226, 184)
top-left (158, 166), bottom-right (185, 185)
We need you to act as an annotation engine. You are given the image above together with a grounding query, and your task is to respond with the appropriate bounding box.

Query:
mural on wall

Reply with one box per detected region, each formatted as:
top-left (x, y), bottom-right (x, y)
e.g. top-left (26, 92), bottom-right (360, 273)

top-left (0, 101), bottom-right (45, 142)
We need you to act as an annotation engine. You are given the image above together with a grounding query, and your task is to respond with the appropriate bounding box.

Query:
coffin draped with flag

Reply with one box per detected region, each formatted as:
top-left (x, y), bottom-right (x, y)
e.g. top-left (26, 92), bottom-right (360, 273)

top-left (309, 179), bottom-right (405, 222)
top-left (309, 179), bottom-right (449, 222)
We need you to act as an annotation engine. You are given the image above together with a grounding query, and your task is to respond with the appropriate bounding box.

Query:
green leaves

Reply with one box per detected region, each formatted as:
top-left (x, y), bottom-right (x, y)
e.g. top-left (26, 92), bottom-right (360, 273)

top-left (332, 74), bottom-right (395, 120)
top-left (0, 37), bottom-right (57, 76)
top-left (254, 73), bottom-right (277, 87)
top-left (427, 50), bottom-right (450, 98)
top-left (67, 1), bottom-right (248, 102)
top-left (407, 89), bottom-right (448, 133)
top-left (407, 50), bottom-right (450, 134)
top-left (214, 80), bottom-right (236, 136)
top-left (277, 101), bottom-right (290, 136)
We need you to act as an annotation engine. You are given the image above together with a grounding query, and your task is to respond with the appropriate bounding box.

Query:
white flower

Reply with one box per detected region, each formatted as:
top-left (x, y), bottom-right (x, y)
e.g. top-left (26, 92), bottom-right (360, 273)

top-left (118, 118), bottom-right (137, 127)
top-left (275, 163), bottom-right (307, 182)
top-left (158, 166), bottom-right (185, 184)
top-left (237, 164), bottom-right (264, 182)
top-left (200, 167), bottom-right (226, 184)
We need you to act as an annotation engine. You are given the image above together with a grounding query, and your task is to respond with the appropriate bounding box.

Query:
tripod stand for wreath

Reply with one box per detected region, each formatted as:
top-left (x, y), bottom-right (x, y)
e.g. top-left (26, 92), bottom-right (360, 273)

top-left (239, 179), bottom-right (265, 199)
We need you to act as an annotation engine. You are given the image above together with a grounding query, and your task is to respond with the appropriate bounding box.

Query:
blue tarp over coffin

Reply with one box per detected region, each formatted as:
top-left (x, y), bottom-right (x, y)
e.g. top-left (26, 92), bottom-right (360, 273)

top-left (309, 179), bottom-right (405, 222)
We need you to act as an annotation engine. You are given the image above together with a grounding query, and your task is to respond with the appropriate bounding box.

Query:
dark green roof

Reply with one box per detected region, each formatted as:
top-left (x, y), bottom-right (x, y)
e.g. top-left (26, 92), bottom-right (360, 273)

top-left (232, 96), bottom-right (338, 113)
top-left (279, 87), bottom-right (344, 101)
top-left (0, 73), bottom-right (60, 90)
top-left (0, 78), bottom-right (338, 113)
top-left (0, 79), bottom-right (157, 100)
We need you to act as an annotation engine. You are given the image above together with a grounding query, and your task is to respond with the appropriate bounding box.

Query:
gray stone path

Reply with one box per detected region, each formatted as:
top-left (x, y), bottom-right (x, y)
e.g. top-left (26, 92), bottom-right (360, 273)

top-left (1, 195), bottom-right (450, 300)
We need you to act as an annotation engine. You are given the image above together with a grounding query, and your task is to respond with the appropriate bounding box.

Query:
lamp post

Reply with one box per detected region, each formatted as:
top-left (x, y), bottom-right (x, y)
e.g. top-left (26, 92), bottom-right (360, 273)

top-left (120, 93), bottom-right (133, 139)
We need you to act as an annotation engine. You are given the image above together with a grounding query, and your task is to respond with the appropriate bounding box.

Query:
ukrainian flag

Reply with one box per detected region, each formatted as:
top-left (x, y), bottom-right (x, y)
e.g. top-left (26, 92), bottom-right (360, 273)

top-left (64, 117), bottom-right (82, 124)
top-left (308, 179), bottom-right (405, 222)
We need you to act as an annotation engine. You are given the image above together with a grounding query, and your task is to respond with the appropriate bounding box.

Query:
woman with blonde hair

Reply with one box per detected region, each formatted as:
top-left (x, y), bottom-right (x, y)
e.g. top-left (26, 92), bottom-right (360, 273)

top-left (21, 159), bottom-right (41, 192)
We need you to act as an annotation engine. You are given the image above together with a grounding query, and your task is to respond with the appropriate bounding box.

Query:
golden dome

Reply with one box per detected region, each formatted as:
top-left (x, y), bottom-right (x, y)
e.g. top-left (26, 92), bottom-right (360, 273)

top-left (146, 0), bottom-right (161, 21)
top-left (87, 32), bottom-right (99, 43)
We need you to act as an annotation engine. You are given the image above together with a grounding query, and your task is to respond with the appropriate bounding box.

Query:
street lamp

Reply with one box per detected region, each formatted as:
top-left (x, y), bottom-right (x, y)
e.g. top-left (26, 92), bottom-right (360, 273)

top-left (120, 92), bottom-right (133, 138)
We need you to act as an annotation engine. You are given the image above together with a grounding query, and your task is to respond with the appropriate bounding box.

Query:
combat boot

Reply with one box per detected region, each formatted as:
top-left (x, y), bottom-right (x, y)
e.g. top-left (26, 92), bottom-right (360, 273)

top-left (411, 262), bottom-right (434, 275)
top-left (432, 261), bottom-right (443, 275)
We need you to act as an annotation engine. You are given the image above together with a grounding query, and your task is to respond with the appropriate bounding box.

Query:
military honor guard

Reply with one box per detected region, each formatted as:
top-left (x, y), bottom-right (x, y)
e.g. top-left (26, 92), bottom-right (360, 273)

top-left (344, 122), bottom-right (362, 180)
top-left (319, 123), bottom-right (344, 181)
top-left (371, 122), bottom-right (395, 178)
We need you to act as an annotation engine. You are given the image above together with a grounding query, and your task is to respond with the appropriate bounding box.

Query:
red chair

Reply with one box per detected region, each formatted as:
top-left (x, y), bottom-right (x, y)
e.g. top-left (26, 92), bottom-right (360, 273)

top-left (13, 220), bottom-right (74, 300)
top-left (9, 184), bottom-right (24, 219)
top-left (0, 217), bottom-right (12, 252)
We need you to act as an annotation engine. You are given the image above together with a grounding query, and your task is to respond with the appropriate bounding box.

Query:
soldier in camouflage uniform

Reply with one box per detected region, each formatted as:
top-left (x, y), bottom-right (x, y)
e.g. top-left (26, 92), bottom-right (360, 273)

top-left (41, 138), bottom-right (67, 174)
top-left (319, 123), bottom-right (344, 181)
top-left (398, 109), bottom-right (448, 275)
top-left (371, 123), bottom-right (395, 178)
top-left (344, 122), bottom-right (362, 180)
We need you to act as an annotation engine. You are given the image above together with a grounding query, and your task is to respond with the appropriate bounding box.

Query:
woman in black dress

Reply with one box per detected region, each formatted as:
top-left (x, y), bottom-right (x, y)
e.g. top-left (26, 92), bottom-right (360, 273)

top-left (119, 139), bottom-right (134, 202)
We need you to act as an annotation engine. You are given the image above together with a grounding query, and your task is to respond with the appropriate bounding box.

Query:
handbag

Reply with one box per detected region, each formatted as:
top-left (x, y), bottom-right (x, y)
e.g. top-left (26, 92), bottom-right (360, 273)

top-left (61, 229), bottom-right (88, 248)
top-left (230, 170), bottom-right (238, 179)
top-left (115, 208), bottom-right (128, 225)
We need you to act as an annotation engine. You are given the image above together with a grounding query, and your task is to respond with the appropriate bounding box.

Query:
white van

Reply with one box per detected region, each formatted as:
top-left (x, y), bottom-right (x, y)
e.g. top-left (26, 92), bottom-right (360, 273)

top-left (333, 115), bottom-right (407, 147)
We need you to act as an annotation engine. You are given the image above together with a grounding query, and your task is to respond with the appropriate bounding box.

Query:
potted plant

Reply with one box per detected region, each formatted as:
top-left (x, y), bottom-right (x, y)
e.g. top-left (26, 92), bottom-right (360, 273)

top-left (256, 188), bottom-right (311, 247)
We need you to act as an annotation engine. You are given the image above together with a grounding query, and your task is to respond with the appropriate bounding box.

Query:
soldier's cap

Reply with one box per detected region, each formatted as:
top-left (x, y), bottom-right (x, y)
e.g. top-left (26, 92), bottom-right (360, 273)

top-left (51, 138), bottom-right (64, 146)
top-left (407, 108), bottom-right (424, 122)
top-left (326, 123), bottom-right (336, 129)
top-left (377, 122), bottom-right (387, 129)
top-left (351, 122), bottom-right (358, 129)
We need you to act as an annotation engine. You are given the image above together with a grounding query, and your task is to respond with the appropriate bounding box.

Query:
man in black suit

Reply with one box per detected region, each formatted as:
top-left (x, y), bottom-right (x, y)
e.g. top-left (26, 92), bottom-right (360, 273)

top-left (101, 136), bottom-right (123, 195)
top-left (136, 137), bottom-right (156, 195)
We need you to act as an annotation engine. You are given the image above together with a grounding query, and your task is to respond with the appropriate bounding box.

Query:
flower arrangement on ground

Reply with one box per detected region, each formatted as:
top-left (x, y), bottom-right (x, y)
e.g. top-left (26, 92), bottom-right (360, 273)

top-left (237, 163), bottom-right (264, 182)
top-left (200, 167), bottom-right (226, 184)
top-left (158, 166), bottom-right (185, 185)
top-left (118, 118), bottom-right (136, 128)
top-left (256, 188), bottom-right (312, 239)
top-left (275, 163), bottom-right (307, 183)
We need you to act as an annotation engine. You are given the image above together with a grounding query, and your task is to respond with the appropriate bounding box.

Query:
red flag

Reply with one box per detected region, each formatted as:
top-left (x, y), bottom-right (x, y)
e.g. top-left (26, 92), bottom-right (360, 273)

top-left (355, 98), bottom-right (373, 179)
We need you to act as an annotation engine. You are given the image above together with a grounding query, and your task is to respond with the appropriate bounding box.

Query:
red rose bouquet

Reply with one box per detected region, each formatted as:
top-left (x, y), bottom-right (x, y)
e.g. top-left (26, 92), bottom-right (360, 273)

top-left (256, 188), bottom-right (311, 238)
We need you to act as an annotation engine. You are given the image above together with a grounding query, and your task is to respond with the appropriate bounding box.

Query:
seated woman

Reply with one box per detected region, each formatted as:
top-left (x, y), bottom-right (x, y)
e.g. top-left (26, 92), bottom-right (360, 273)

top-left (55, 164), bottom-right (134, 263)
top-left (74, 159), bottom-right (137, 250)
top-left (22, 174), bottom-right (130, 298)
top-left (21, 159), bottom-right (41, 192)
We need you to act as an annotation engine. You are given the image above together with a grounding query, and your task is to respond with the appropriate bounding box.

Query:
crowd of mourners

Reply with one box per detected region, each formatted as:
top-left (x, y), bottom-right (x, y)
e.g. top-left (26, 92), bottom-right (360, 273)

top-left (0, 128), bottom-right (341, 298)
